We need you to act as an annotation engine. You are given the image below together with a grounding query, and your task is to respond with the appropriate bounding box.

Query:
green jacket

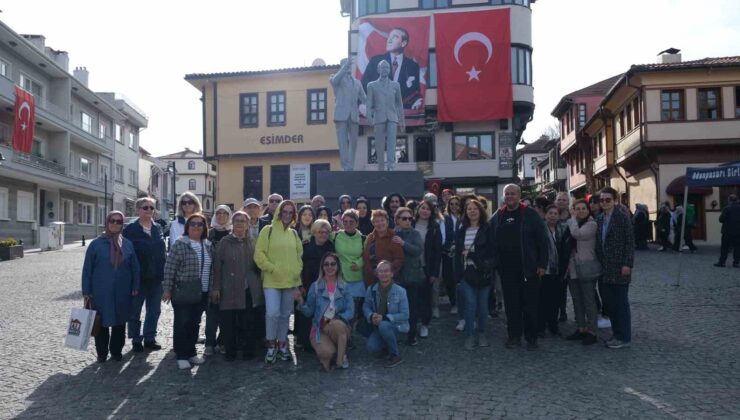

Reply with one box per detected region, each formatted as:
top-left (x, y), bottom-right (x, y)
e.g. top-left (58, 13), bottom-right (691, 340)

top-left (333, 230), bottom-right (365, 283)
top-left (254, 213), bottom-right (303, 289)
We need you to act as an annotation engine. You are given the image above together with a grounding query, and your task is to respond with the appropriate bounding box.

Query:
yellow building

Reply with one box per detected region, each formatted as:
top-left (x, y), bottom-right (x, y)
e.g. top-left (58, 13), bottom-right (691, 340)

top-left (185, 65), bottom-right (341, 206)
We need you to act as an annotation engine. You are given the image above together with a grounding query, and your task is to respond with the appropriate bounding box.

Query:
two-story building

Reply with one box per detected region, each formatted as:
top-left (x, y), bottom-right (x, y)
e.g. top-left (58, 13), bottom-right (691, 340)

top-left (582, 52), bottom-right (740, 243)
top-left (533, 137), bottom-right (566, 196)
top-left (138, 147), bottom-right (173, 217)
top-left (0, 23), bottom-right (147, 247)
top-left (157, 148), bottom-right (217, 216)
top-left (341, 0), bottom-right (536, 203)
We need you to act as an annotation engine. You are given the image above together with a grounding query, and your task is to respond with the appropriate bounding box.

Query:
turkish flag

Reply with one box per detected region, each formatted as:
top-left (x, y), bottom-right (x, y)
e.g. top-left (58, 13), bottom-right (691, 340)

top-left (435, 9), bottom-right (513, 122)
top-left (12, 86), bottom-right (35, 154)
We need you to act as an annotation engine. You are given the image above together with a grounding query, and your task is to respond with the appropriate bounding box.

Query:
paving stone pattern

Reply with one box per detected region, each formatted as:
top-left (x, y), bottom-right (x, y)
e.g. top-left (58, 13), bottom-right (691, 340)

top-left (0, 245), bottom-right (738, 419)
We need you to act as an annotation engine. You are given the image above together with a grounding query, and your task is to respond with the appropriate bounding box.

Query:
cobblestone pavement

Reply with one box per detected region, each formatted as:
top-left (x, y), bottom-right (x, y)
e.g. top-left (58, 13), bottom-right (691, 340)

top-left (1, 245), bottom-right (739, 419)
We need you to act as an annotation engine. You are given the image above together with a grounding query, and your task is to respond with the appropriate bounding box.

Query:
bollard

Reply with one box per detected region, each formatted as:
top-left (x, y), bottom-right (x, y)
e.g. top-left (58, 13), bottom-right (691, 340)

top-left (81, 235), bottom-right (86, 247)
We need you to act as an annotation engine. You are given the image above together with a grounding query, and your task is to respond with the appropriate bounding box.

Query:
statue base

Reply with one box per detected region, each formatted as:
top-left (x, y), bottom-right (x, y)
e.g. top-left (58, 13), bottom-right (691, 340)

top-left (317, 170), bottom-right (425, 208)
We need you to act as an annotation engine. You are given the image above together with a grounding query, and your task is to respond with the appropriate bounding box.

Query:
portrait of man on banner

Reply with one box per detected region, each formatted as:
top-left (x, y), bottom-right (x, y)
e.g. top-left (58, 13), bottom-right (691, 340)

top-left (356, 16), bottom-right (430, 126)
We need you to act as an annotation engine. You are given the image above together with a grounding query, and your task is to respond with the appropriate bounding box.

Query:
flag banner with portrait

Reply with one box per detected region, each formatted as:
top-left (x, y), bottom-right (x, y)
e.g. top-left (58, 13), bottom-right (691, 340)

top-left (434, 9), bottom-right (513, 122)
top-left (356, 16), bottom-right (430, 126)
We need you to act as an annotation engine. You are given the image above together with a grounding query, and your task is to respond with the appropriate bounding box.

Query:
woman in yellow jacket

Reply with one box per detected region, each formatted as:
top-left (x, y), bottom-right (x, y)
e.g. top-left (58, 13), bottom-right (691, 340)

top-left (254, 200), bottom-right (303, 363)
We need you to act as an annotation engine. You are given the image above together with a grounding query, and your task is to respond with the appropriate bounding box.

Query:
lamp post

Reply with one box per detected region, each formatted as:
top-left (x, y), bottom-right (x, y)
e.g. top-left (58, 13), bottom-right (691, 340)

top-left (167, 161), bottom-right (176, 220)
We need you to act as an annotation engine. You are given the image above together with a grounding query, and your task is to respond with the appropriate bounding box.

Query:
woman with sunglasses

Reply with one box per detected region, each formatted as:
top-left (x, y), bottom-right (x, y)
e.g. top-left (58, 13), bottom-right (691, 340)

top-left (162, 213), bottom-right (214, 369)
top-left (294, 253), bottom-right (354, 371)
top-left (169, 192), bottom-right (203, 248)
top-left (254, 200), bottom-right (304, 363)
top-left (297, 219), bottom-right (335, 351)
top-left (82, 211), bottom-right (140, 363)
top-left (392, 206), bottom-right (425, 346)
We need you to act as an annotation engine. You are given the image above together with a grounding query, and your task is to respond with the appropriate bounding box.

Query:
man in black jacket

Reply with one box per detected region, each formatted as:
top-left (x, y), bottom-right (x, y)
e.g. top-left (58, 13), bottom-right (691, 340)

top-left (260, 193), bottom-right (283, 227)
top-left (715, 194), bottom-right (740, 268)
top-left (123, 197), bottom-right (167, 352)
top-left (490, 184), bottom-right (548, 350)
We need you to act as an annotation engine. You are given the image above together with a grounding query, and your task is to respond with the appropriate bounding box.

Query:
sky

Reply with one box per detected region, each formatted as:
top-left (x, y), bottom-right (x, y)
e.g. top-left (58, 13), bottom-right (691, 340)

top-left (2, 0), bottom-right (739, 155)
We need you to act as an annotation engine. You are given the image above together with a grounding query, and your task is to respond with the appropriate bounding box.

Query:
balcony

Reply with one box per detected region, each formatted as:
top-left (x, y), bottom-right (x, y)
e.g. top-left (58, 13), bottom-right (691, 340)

top-left (11, 149), bottom-right (66, 175)
top-left (560, 130), bottom-right (577, 154)
top-left (615, 127), bottom-right (641, 162)
top-left (593, 153), bottom-right (608, 175)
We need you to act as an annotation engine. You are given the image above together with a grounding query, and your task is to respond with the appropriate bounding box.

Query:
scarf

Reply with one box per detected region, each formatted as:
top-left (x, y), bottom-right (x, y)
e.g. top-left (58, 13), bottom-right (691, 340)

top-left (100, 211), bottom-right (125, 268)
top-left (211, 204), bottom-right (233, 231)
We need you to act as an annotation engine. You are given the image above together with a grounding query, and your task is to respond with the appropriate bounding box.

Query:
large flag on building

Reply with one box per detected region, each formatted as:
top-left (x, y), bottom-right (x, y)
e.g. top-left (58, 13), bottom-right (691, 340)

top-left (12, 86), bottom-right (35, 154)
top-left (434, 9), bottom-right (513, 122)
top-left (356, 16), bottom-right (430, 126)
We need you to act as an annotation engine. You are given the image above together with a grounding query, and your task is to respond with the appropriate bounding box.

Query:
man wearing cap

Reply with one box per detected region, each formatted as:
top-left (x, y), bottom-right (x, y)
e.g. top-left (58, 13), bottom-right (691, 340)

top-left (243, 198), bottom-right (267, 241)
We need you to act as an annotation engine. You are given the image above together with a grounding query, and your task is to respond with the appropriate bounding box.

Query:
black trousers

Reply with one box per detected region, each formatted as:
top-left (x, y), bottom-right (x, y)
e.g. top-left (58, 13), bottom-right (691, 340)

top-left (220, 291), bottom-right (256, 357)
top-left (441, 255), bottom-right (457, 306)
top-left (95, 324), bottom-right (125, 357)
top-left (538, 274), bottom-right (560, 334)
top-left (419, 277), bottom-right (433, 326)
top-left (173, 301), bottom-right (201, 360)
top-left (500, 266), bottom-right (541, 343)
top-left (558, 275), bottom-right (568, 318)
top-left (718, 234), bottom-right (740, 264)
top-left (404, 282), bottom-right (421, 340)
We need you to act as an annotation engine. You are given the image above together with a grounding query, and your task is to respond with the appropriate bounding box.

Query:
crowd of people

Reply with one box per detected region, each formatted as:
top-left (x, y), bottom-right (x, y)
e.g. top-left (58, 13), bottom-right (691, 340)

top-left (82, 184), bottom-right (644, 371)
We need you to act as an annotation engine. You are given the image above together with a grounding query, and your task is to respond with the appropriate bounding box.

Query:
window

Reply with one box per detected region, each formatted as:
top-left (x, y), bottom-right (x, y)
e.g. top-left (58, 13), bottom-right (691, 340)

top-left (80, 157), bottom-right (91, 179)
top-left (115, 124), bottom-right (122, 143)
top-left (97, 206), bottom-right (106, 226)
top-left (188, 160), bottom-right (195, 170)
top-left (626, 103), bottom-right (633, 131)
top-left (189, 179), bottom-right (196, 190)
top-left (268, 91), bottom-right (286, 126)
top-left (735, 87), bottom-right (740, 118)
top-left (578, 104), bottom-right (586, 129)
top-left (492, 0), bottom-right (531, 6)
top-left (61, 199), bottom-right (73, 224)
top-left (32, 139), bottom-right (42, 157)
top-left (698, 88), bottom-right (721, 120)
top-left (16, 190), bottom-right (34, 222)
top-left (428, 51), bottom-right (438, 88)
top-left (115, 164), bottom-right (124, 183)
top-left (368, 136), bottom-right (409, 164)
top-left (128, 132), bottom-right (136, 149)
top-left (0, 58), bottom-right (8, 78)
top-left (81, 112), bottom-right (92, 133)
top-left (660, 90), bottom-right (684, 121)
top-left (20, 73), bottom-right (43, 99)
top-left (357, 0), bottom-right (388, 17)
top-left (453, 133), bottom-right (495, 160)
top-left (99, 123), bottom-right (106, 139)
top-left (421, 0), bottom-right (449, 9)
top-left (243, 166), bottom-right (263, 201)
top-left (77, 202), bottom-right (94, 225)
top-left (597, 132), bottom-right (604, 156)
top-left (208, 180), bottom-right (212, 192)
top-left (270, 165), bottom-right (290, 199)
top-left (0, 187), bottom-right (8, 219)
top-left (307, 89), bottom-right (327, 124)
top-left (633, 97), bottom-right (640, 126)
top-left (205, 199), bottom-right (211, 211)
top-left (128, 169), bottom-right (137, 186)
top-left (618, 110), bottom-right (625, 138)
top-left (239, 93), bottom-right (259, 128)
top-left (415, 136), bottom-right (435, 162)
top-left (511, 47), bottom-right (532, 85)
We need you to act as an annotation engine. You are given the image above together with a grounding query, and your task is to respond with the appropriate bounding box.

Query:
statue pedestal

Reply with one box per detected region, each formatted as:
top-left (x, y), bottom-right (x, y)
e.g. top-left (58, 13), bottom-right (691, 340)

top-left (317, 170), bottom-right (425, 208)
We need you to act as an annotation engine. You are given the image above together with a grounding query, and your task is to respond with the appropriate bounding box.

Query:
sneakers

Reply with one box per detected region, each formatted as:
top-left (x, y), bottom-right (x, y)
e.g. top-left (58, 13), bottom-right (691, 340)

top-left (204, 346), bottom-right (215, 356)
top-left (144, 341), bottom-right (162, 351)
top-left (265, 348), bottom-right (277, 364)
top-left (598, 317), bottom-right (612, 329)
top-left (449, 306), bottom-right (458, 315)
top-left (505, 338), bottom-right (521, 349)
top-left (432, 308), bottom-right (440, 319)
top-left (341, 355), bottom-right (349, 369)
top-left (455, 320), bottom-right (466, 332)
top-left (464, 336), bottom-right (476, 350)
top-left (607, 339), bottom-right (631, 349)
top-left (278, 347), bottom-right (291, 361)
top-left (582, 334), bottom-right (598, 346)
top-left (420, 325), bottom-right (429, 338)
top-left (478, 333), bottom-right (489, 347)
top-left (406, 337), bottom-right (419, 347)
top-left (111, 354), bottom-right (123, 362)
top-left (188, 355), bottom-right (206, 365)
top-left (384, 355), bottom-right (403, 368)
top-left (97, 355), bottom-right (107, 363)
top-left (131, 342), bottom-right (144, 353)
top-left (177, 359), bottom-right (192, 370)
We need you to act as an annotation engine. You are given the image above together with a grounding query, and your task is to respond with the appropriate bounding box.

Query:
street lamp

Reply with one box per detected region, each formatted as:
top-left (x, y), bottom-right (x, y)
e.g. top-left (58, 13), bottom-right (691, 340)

top-left (167, 161), bottom-right (176, 220)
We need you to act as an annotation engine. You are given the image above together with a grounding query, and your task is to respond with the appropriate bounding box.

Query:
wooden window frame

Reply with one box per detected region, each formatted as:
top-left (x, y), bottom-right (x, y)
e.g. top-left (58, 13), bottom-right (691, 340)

top-left (697, 87), bottom-right (722, 120)
top-left (306, 88), bottom-right (327, 124)
top-left (660, 89), bottom-right (685, 122)
top-left (451, 132), bottom-right (495, 161)
top-left (267, 91), bottom-right (287, 127)
top-left (239, 93), bottom-right (259, 128)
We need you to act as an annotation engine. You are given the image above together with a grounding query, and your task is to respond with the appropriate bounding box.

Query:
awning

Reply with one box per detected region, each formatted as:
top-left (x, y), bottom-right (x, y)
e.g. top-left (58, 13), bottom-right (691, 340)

top-left (666, 175), bottom-right (713, 196)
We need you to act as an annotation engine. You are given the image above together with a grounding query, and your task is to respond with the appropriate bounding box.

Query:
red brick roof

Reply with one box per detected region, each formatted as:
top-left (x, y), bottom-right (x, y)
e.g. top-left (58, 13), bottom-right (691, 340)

top-left (551, 74), bottom-right (623, 117)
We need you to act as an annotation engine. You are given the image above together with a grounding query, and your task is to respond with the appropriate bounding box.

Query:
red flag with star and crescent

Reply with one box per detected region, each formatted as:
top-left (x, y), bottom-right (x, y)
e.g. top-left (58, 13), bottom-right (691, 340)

top-left (12, 86), bottom-right (35, 154)
top-left (434, 9), bottom-right (512, 122)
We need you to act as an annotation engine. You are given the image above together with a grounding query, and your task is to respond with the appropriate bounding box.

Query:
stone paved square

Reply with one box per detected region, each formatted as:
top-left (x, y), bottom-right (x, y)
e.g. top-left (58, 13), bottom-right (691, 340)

top-left (1, 245), bottom-right (739, 419)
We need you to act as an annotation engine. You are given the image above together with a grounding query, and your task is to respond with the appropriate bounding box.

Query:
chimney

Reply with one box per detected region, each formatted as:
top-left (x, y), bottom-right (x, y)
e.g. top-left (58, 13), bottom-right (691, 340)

top-left (46, 48), bottom-right (69, 72)
top-left (657, 48), bottom-right (682, 64)
top-left (21, 34), bottom-right (46, 51)
top-left (73, 67), bottom-right (89, 87)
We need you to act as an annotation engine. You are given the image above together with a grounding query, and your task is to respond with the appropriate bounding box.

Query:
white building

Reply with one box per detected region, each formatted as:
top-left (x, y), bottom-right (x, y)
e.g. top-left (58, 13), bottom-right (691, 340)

top-left (515, 135), bottom-right (549, 186)
top-left (157, 148), bottom-right (217, 216)
top-left (139, 147), bottom-right (173, 217)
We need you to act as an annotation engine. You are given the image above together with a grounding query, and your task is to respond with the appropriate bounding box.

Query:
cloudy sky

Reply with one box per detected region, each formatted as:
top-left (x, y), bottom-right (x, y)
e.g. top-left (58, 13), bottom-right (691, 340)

top-left (3, 0), bottom-right (739, 156)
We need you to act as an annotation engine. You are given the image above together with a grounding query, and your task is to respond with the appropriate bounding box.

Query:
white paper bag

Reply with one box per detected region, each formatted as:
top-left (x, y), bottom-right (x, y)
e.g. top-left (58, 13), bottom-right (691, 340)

top-left (64, 307), bottom-right (96, 351)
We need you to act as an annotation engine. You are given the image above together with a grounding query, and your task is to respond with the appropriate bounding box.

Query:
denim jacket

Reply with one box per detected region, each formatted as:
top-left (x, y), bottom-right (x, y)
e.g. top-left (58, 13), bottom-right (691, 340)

top-left (362, 283), bottom-right (410, 333)
top-left (297, 279), bottom-right (354, 343)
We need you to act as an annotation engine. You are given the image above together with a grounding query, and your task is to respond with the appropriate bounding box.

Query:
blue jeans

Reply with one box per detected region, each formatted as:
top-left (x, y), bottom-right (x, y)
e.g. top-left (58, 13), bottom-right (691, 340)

top-left (459, 281), bottom-right (490, 337)
top-left (127, 280), bottom-right (162, 344)
top-left (172, 301), bottom-right (201, 360)
top-left (366, 320), bottom-right (400, 357)
top-left (200, 292), bottom-right (220, 347)
top-left (602, 284), bottom-right (631, 343)
top-left (456, 282), bottom-right (465, 321)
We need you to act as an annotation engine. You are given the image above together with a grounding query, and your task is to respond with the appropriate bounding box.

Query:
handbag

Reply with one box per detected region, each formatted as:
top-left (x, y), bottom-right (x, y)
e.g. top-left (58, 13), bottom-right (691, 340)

top-left (463, 246), bottom-right (490, 289)
top-left (172, 242), bottom-right (205, 305)
top-left (576, 259), bottom-right (602, 280)
top-left (64, 306), bottom-right (96, 351)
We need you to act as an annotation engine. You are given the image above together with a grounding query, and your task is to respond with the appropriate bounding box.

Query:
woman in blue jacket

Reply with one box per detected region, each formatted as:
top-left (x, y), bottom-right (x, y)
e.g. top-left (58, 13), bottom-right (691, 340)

top-left (295, 253), bottom-right (354, 372)
top-left (82, 211), bottom-right (140, 363)
top-left (363, 260), bottom-right (409, 368)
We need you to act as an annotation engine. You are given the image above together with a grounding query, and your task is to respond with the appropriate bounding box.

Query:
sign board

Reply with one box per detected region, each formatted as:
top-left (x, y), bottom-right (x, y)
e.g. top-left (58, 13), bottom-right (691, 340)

top-left (290, 164), bottom-right (310, 201)
top-left (498, 132), bottom-right (515, 170)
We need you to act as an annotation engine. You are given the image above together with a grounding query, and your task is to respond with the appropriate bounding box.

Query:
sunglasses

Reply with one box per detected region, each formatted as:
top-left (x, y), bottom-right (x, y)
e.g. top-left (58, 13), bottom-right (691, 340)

top-left (269, 199), bottom-right (282, 203)
top-left (600, 198), bottom-right (613, 203)
top-left (399, 216), bottom-right (413, 221)
top-left (189, 221), bottom-right (205, 227)
top-left (322, 261), bottom-right (338, 267)
top-left (109, 219), bottom-right (124, 225)
top-left (181, 201), bottom-right (195, 206)
top-left (139, 206), bottom-right (154, 211)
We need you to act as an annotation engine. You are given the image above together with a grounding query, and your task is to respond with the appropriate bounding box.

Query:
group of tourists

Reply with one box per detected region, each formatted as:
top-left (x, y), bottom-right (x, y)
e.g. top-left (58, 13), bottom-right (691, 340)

top-left (81, 184), bottom-right (637, 372)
